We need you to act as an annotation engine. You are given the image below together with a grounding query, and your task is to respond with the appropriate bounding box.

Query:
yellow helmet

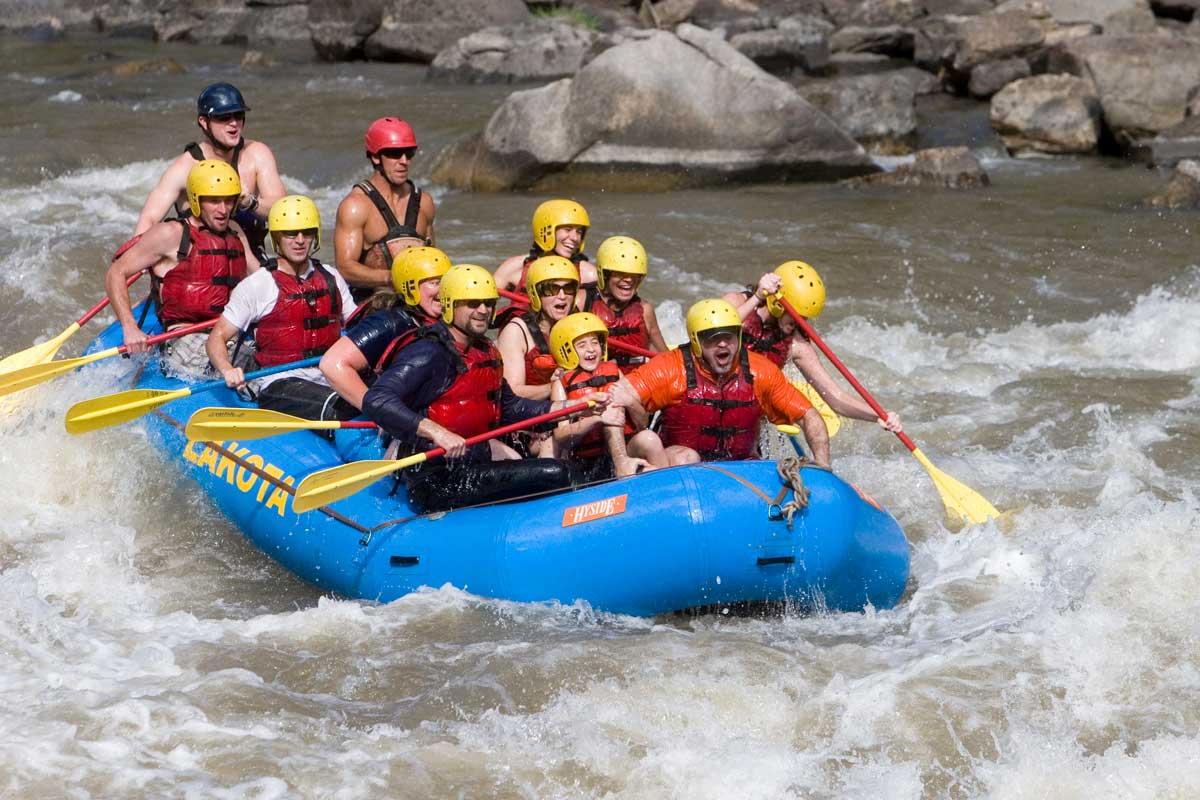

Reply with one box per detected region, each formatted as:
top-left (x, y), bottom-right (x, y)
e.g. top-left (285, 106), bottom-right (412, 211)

top-left (549, 312), bottom-right (609, 370)
top-left (391, 246), bottom-right (451, 306)
top-left (766, 261), bottom-right (826, 320)
top-left (532, 199), bottom-right (589, 253)
top-left (595, 235), bottom-right (648, 292)
top-left (438, 264), bottom-right (498, 324)
top-left (686, 298), bottom-right (743, 357)
top-left (524, 255), bottom-right (580, 313)
top-left (186, 160), bottom-right (241, 217)
top-left (267, 195), bottom-right (321, 253)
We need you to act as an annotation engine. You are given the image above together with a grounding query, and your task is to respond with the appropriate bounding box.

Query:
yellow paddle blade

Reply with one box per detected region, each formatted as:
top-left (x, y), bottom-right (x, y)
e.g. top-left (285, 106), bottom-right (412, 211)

top-left (792, 380), bottom-right (842, 438)
top-left (0, 323), bottom-right (81, 376)
top-left (65, 387), bottom-right (191, 434)
top-left (186, 407), bottom-right (343, 442)
top-left (911, 447), bottom-right (1000, 526)
top-left (775, 423), bottom-right (801, 436)
top-left (0, 346), bottom-right (120, 398)
top-left (293, 453), bottom-right (428, 513)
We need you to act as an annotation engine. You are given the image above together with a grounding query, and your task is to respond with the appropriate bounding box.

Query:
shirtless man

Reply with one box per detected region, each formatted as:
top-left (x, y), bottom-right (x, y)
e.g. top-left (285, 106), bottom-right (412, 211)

top-left (134, 83), bottom-right (285, 260)
top-left (106, 161), bottom-right (259, 375)
top-left (334, 117), bottom-right (437, 301)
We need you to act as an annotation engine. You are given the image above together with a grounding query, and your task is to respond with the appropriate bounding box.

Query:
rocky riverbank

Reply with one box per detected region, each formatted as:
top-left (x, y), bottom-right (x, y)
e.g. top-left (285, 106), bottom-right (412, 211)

top-left (6, 0), bottom-right (1200, 194)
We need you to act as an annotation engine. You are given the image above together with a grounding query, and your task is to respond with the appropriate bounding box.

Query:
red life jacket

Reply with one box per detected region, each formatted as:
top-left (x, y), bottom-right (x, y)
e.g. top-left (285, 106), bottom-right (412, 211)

top-left (426, 335), bottom-right (503, 439)
top-left (585, 285), bottom-right (649, 373)
top-left (253, 259), bottom-right (344, 367)
top-left (741, 293), bottom-right (792, 368)
top-left (659, 347), bottom-right (761, 461)
top-left (563, 360), bottom-right (631, 460)
top-left (157, 220), bottom-right (247, 327)
top-left (516, 310), bottom-right (558, 386)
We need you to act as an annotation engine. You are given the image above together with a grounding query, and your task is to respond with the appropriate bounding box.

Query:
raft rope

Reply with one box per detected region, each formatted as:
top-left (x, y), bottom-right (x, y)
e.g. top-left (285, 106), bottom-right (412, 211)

top-left (697, 456), bottom-right (811, 529)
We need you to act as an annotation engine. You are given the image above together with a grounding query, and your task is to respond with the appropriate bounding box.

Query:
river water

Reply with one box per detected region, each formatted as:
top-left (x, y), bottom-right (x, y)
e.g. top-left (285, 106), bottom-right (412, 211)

top-left (2, 32), bottom-right (1199, 799)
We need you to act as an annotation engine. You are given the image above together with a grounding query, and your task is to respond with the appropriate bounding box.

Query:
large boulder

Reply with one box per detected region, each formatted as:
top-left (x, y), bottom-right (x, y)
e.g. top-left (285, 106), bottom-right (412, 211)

top-left (309, 0), bottom-right (386, 61)
top-left (1047, 34), bottom-right (1200, 142)
top-left (156, 0), bottom-right (309, 45)
top-left (1139, 158), bottom-right (1200, 207)
top-left (1041, 0), bottom-right (1155, 30)
top-left (431, 24), bottom-right (875, 191)
top-left (729, 15), bottom-right (832, 73)
top-left (989, 73), bottom-right (1102, 153)
top-left (968, 56), bottom-right (1032, 97)
top-left (830, 25), bottom-right (916, 58)
top-left (952, 10), bottom-right (1046, 73)
top-left (844, 146), bottom-right (990, 188)
top-left (796, 71), bottom-right (918, 151)
top-left (429, 20), bottom-right (604, 82)
top-left (363, 0), bottom-right (529, 62)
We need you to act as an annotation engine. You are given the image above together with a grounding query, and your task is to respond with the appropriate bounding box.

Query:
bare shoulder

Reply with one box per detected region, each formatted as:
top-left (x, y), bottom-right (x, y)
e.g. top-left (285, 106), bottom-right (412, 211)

top-left (420, 189), bottom-right (436, 213)
top-left (336, 188), bottom-right (370, 221)
top-left (241, 139), bottom-right (277, 164)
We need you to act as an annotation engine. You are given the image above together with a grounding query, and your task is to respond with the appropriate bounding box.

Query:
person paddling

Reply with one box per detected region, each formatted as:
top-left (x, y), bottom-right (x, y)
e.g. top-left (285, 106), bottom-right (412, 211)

top-left (106, 161), bottom-right (258, 376)
top-left (204, 195), bottom-right (357, 420)
top-left (334, 117), bottom-right (437, 301)
top-left (549, 312), bottom-right (667, 479)
top-left (610, 299), bottom-right (830, 466)
top-left (493, 199), bottom-right (597, 293)
top-left (725, 262), bottom-right (901, 432)
top-left (134, 83), bottom-right (285, 261)
top-left (362, 265), bottom-right (608, 514)
top-left (582, 236), bottom-right (668, 373)
top-left (319, 245), bottom-right (451, 412)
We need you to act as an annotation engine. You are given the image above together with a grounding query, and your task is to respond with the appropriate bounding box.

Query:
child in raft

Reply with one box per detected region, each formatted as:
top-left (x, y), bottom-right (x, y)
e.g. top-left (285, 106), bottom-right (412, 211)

top-left (548, 312), bottom-right (669, 480)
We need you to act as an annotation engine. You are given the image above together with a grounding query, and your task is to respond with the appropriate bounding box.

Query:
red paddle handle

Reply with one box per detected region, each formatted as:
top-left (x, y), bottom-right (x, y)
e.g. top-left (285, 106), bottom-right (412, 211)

top-left (419, 400), bottom-right (593, 462)
top-left (781, 297), bottom-right (918, 454)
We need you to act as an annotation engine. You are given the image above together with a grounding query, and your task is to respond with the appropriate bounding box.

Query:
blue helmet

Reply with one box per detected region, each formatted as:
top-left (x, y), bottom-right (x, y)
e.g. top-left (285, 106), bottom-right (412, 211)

top-left (197, 83), bottom-right (249, 117)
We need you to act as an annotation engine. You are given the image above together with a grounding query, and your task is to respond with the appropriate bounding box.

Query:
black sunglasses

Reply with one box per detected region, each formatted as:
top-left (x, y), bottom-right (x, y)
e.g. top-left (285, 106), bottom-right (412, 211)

top-left (379, 147), bottom-right (417, 160)
top-left (208, 112), bottom-right (245, 123)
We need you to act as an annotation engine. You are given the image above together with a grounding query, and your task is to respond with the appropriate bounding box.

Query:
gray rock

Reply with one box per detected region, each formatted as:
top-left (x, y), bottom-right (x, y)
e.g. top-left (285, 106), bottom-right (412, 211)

top-left (730, 22), bottom-right (830, 73)
top-left (796, 71), bottom-right (918, 149)
top-left (431, 24), bottom-right (874, 191)
top-left (363, 0), bottom-right (529, 63)
top-left (1049, 34), bottom-right (1200, 140)
top-left (429, 20), bottom-right (604, 83)
top-left (158, 0), bottom-right (309, 45)
top-left (923, 0), bottom-right (994, 14)
top-left (0, 0), bottom-right (90, 32)
top-left (309, 0), bottom-right (385, 61)
top-left (829, 25), bottom-right (915, 58)
top-left (829, 51), bottom-right (909, 76)
top-left (1128, 116), bottom-right (1200, 164)
top-left (646, 0), bottom-right (701, 28)
top-left (1099, 2), bottom-right (1159, 34)
top-left (844, 145), bottom-right (990, 187)
top-left (989, 73), bottom-right (1101, 153)
top-left (1041, 0), bottom-right (1152, 27)
top-left (896, 65), bottom-right (944, 94)
top-left (913, 14), bottom-right (969, 70)
top-left (968, 56), bottom-right (1031, 97)
top-left (953, 10), bottom-right (1046, 72)
top-left (845, 0), bottom-right (925, 27)
top-left (1139, 158), bottom-right (1200, 207)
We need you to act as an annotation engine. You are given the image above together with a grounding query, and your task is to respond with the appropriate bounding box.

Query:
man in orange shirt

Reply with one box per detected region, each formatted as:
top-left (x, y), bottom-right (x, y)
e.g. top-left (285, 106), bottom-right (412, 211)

top-left (611, 299), bottom-right (830, 466)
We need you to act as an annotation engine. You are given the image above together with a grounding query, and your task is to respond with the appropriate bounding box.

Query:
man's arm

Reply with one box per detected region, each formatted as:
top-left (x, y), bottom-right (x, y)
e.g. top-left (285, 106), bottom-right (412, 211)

top-left (753, 354), bottom-right (830, 467)
top-left (421, 191), bottom-right (437, 246)
top-left (798, 407), bottom-right (830, 467)
top-left (134, 155), bottom-right (192, 235)
top-left (105, 222), bottom-right (179, 352)
top-left (642, 301), bottom-right (669, 353)
top-left (333, 193), bottom-right (391, 289)
top-left (206, 317), bottom-right (245, 388)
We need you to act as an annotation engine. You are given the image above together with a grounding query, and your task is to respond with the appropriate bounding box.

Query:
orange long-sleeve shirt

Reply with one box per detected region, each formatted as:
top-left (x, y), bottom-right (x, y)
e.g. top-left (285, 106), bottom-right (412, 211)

top-left (626, 348), bottom-right (813, 424)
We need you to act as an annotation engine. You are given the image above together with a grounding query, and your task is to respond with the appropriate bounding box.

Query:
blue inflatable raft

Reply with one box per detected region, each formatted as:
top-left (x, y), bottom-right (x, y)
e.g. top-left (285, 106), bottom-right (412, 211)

top-left (82, 308), bottom-right (910, 617)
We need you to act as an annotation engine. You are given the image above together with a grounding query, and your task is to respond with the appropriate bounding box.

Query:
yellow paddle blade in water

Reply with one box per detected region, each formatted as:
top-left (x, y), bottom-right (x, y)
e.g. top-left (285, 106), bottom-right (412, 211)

top-left (293, 454), bottom-right (428, 513)
top-left (186, 407), bottom-right (344, 442)
top-left (791, 380), bottom-right (842, 438)
top-left (911, 447), bottom-right (1000, 525)
top-left (65, 387), bottom-right (191, 435)
top-left (0, 346), bottom-right (121, 398)
top-left (0, 323), bottom-right (81, 376)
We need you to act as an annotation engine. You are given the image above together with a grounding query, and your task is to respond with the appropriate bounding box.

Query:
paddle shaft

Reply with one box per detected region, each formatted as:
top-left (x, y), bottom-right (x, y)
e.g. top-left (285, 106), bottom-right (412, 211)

top-left (79, 271), bottom-right (144, 326)
top-left (780, 297), bottom-right (917, 454)
top-left (497, 288), bottom-right (656, 360)
top-left (185, 355), bottom-right (323, 398)
top-left (411, 400), bottom-right (593, 466)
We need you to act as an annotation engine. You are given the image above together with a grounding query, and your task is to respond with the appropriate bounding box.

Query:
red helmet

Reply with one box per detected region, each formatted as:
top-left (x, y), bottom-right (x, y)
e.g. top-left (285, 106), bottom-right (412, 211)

top-left (364, 117), bottom-right (417, 155)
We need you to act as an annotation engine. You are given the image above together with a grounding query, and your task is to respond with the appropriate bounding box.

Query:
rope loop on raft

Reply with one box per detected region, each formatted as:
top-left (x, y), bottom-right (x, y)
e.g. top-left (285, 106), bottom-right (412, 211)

top-left (770, 456), bottom-right (809, 529)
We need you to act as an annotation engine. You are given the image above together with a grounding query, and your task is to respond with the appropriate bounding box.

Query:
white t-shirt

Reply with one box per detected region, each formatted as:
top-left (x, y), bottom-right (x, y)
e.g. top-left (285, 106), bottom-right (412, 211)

top-left (221, 260), bottom-right (356, 389)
